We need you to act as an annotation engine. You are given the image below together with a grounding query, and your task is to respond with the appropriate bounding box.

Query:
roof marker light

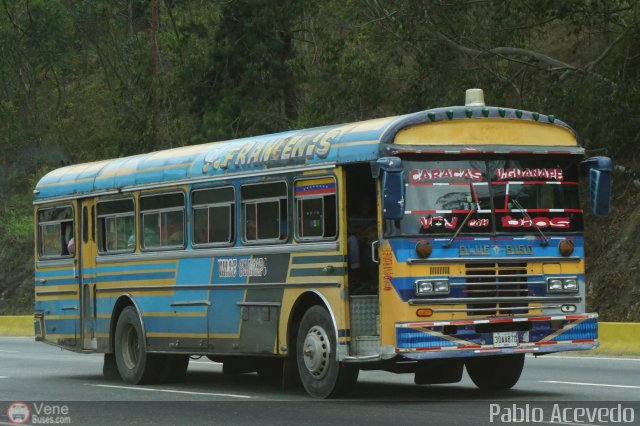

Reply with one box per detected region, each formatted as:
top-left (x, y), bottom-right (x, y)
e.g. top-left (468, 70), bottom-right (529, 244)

top-left (427, 112), bottom-right (436, 121)
top-left (465, 108), bottom-right (473, 118)
top-left (465, 88), bottom-right (485, 106)
top-left (498, 108), bottom-right (506, 117)
top-left (446, 110), bottom-right (454, 120)
top-left (532, 112), bottom-right (540, 121)
top-left (482, 108), bottom-right (490, 117)
top-left (515, 110), bottom-right (523, 118)
top-left (548, 115), bottom-right (555, 123)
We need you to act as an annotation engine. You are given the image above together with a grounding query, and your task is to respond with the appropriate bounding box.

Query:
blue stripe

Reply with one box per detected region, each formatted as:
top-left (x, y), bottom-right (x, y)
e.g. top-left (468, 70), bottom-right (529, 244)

top-left (95, 272), bottom-right (175, 283)
top-left (35, 269), bottom-right (76, 278)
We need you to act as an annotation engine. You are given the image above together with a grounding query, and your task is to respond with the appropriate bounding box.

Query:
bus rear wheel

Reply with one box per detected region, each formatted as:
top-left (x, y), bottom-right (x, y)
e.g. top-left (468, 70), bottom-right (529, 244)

top-left (296, 306), bottom-right (358, 398)
top-left (465, 354), bottom-right (525, 391)
top-left (114, 306), bottom-right (161, 384)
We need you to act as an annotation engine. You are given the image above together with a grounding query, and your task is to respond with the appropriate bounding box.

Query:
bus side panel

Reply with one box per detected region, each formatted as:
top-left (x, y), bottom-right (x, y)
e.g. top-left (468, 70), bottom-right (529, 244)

top-left (35, 263), bottom-right (80, 349)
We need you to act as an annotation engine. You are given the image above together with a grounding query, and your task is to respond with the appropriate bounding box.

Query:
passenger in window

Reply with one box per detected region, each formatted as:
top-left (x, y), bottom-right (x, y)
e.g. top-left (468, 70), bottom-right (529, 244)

top-left (67, 237), bottom-right (76, 256)
top-left (166, 223), bottom-right (183, 246)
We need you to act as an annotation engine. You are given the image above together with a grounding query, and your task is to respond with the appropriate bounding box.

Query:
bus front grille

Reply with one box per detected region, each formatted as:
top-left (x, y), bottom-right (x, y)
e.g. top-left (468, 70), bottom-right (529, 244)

top-left (464, 262), bottom-right (529, 315)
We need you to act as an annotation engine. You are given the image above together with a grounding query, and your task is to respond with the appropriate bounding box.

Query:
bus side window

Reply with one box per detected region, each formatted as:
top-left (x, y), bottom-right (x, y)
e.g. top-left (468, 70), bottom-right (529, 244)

top-left (37, 205), bottom-right (74, 259)
top-left (294, 177), bottom-right (337, 241)
top-left (139, 192), bottom-right (185, 250)
top-left (240, 181), bottom-right (288, 244)
top-left (192, 186), bottom-right (235, 247)
top-left (97, 198), bottom-right (135, 254)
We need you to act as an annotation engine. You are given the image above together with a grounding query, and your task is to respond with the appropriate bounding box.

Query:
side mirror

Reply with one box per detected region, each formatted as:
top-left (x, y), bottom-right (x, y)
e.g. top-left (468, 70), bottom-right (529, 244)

top-left (382, 170), bottom-right (405, 220)
top-left (372, 157), bottom-right (405, 220)
top-left (582, 156), bottom-right (612, 216)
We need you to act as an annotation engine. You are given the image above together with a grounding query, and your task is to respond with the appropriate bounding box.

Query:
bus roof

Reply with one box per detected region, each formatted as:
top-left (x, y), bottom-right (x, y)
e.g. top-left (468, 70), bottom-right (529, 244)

top-left (34, 106), bottom-right (578, 202)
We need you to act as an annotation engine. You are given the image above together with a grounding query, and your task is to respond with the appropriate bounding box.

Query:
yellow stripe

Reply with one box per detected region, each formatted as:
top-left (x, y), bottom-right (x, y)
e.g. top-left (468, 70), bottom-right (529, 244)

top-left (98, 260), bottom-right (176, 268)
top-left (295, 177), bottom-right (335, 187)
top-left (332, 140), bottom-right (378, 148)
top-left (210, 333), bottom-right (241, 339)
top-left (45, 315), bottom-right (80, 320)
top-left (394, 119), bottom-right (577, 146)
top-left (38, 162), bottom-right (193, 188)
top-left (143, 312), bottom-right (206, 318)
top-left (539, 318), bottom-right (586, 343)
top-left (147, 332), bottom-right (207, 338)
top-left (97, 268), bottom-right (176, 276)
top-left (96, 279), bottom-right (175, 288)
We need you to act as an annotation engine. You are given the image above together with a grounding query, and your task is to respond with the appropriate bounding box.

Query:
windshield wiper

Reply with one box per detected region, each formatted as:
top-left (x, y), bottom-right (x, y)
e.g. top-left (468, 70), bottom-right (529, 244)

top-left (444, 183), bottom-right (478, 248)
top-left (510, 198), bottom-right (550, 247)
top-left (443, 206), bottom-right (477, 248)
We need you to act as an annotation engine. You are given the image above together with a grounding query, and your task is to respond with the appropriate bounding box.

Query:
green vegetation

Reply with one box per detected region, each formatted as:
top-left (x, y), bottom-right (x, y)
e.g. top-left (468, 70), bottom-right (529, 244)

top-left (1, 0), bottom-right (638, 318)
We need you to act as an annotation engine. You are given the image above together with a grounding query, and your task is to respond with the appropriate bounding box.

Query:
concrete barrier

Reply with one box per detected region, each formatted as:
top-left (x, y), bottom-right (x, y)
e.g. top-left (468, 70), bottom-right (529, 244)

top-left (0, 315), bottom-right (32, 336)
top-left (592, 322), bottom-right (640, 356)
top-left (0, 317), bottom-right (638, 354)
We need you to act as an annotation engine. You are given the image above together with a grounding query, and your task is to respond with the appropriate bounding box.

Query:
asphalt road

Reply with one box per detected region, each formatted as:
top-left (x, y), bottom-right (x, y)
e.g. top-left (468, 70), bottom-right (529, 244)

top-left (1, 337), bottom-right (639, 425)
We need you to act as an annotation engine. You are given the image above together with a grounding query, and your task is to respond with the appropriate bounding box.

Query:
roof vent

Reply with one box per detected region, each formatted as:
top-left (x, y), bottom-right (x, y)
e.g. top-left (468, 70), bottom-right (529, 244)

top-left (465, 88), bottom-right (485, 107)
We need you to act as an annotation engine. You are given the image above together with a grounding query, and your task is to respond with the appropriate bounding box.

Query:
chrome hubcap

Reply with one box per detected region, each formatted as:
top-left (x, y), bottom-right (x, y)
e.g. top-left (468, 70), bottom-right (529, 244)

top-left (302, 325), bottom-right (330, 379)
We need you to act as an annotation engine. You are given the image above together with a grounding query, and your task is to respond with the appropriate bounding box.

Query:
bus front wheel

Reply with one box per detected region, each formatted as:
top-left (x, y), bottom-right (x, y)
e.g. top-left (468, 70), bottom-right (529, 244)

top-left (465, 354), bottom-right (525, 391)
top-left (114, 306), bottom-right (161, 384)
top-left (296, 306), bottom-right (358, 398)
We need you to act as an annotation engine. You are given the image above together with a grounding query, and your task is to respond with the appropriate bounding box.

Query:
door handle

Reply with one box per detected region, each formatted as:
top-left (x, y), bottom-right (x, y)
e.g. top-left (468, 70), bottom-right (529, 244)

top-left (371, 240), bottom-right (380, 264)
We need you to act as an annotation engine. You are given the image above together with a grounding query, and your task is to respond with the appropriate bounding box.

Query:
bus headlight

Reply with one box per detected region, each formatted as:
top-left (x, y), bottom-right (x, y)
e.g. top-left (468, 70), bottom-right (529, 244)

top-left (546, 277), bottom-right (579, 293)
top-left (415, 279), bottom-right (449, 296)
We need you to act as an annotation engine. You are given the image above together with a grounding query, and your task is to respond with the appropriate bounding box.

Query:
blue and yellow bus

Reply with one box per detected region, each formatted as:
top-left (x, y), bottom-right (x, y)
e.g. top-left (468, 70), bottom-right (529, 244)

top-left (33, 89), bottom-right (611, 397)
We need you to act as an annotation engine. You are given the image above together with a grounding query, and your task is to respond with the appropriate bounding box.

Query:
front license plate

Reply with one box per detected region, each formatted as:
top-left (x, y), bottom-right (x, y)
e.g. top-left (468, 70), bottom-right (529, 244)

top-left (493, 331), bottom-right (518, 348)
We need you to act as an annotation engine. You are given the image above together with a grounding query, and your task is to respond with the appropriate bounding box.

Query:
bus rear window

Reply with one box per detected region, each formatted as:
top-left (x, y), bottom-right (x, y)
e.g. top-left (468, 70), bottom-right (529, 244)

top-left (37, 206), bottom-right (74, 258)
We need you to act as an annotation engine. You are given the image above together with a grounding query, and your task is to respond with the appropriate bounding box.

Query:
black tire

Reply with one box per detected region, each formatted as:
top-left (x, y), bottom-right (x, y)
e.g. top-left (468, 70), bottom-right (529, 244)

top-left (465, 354), bottom-right (525, 391)
top-left (114, 306), bottom-right (162, 384)
top-left (296, 306), bottom-right (358, 398)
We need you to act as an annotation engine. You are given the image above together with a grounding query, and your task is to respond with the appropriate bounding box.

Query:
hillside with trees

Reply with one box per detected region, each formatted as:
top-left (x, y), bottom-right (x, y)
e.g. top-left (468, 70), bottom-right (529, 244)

top-left (0, 0), bottom-right (638, 319)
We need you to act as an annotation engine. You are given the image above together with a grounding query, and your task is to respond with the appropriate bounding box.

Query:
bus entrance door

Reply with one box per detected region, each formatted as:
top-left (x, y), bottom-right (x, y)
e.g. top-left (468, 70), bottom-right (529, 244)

top-left (79, 199), bottom-right (98, 350)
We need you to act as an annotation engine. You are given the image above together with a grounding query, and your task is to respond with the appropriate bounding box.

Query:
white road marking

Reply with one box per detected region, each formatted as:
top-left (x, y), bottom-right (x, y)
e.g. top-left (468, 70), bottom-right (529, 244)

top-left (0, 376), bottom-right (8, 379)
top-left (540, 355), bottom-right (640, 362)
top-left (541, 380), bottom-right (640, 390)
top-left (0, 350), bottom-right (18, 353)
top-left (88, 383), bottom-right (251, 399)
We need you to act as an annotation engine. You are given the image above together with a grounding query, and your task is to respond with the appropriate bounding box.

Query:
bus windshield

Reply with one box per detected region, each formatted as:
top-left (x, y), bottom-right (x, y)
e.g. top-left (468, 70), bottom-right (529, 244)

top-left (387, 157), bottom-right (583, 236)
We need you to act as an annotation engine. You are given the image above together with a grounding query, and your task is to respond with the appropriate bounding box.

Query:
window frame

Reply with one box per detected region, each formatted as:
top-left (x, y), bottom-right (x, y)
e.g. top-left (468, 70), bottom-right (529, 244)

top-left (293, 176), bottom-right (338, 242)
top-left (191, 185), bottom-right (235, 248)
top-left (240, 180), bottom-right (288, 245)
top-left (36, 204), bottom-right (75, 260)
top-left (96, 197), bottom-right (136, 255)
top-left (139, 191), bottom-right (186, 251)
